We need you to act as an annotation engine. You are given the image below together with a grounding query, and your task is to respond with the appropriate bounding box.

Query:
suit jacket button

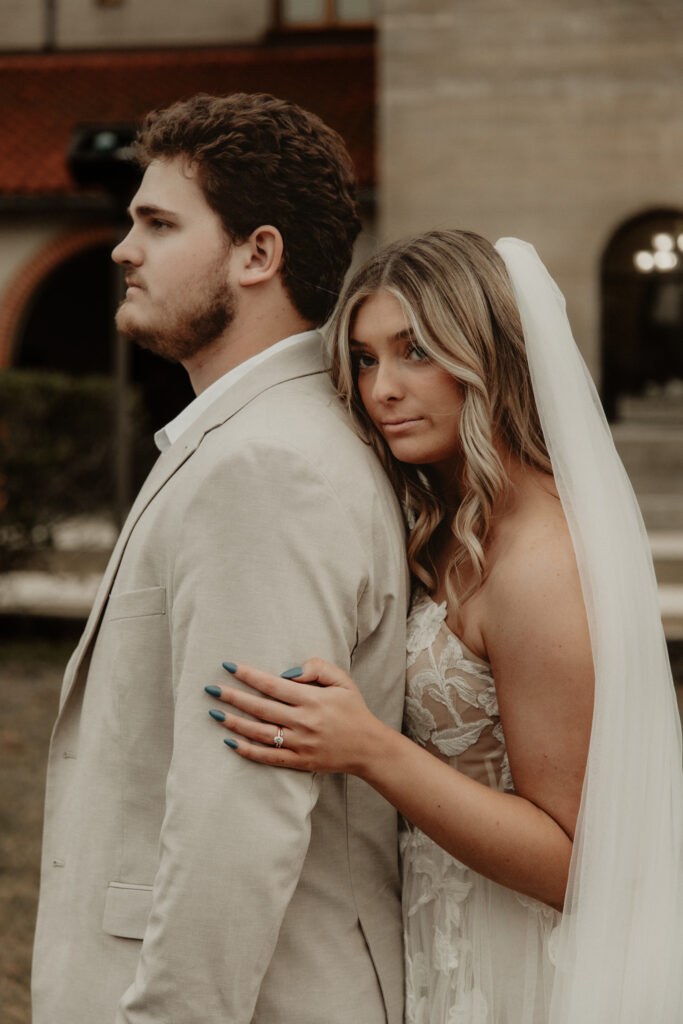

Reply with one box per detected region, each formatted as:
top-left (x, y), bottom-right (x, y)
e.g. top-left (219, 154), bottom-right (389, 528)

top-left (52, 859), bottom-right (65, 868)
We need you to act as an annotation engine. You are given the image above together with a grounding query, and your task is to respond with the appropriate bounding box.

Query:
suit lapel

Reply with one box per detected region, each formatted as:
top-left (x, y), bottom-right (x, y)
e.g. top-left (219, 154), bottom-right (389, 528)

top-left (59, 333), bottom-right (328, 710)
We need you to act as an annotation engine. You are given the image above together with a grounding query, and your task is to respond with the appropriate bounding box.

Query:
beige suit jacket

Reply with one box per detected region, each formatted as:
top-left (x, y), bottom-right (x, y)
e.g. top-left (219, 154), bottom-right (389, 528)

top-left (32, 333), bottom-right (408, 1024)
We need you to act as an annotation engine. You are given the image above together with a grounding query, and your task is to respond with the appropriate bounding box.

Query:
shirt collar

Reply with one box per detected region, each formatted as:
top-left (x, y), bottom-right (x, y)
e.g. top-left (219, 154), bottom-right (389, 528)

top-left (154, 330), bottom-right (318, 453)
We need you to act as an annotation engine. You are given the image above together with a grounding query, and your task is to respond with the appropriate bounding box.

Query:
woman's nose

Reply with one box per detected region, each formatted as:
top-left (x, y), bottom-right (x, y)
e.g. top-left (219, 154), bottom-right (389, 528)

top-left (372, 360), bottom-right (404, 403)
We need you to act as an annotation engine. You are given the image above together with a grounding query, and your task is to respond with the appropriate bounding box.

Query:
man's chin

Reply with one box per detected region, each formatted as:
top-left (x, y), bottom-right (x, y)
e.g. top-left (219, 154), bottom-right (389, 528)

top-left (114, 305), bottom-right (138, 342)
top-left (116, 312), bottom-right (174, 361)
top-left (114, 292), bottom-right (232, 364)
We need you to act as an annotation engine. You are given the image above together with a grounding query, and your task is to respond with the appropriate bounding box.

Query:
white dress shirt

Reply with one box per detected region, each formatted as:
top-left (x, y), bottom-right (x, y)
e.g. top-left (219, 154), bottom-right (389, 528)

top-left (154, 330), bottom-right (319, 453)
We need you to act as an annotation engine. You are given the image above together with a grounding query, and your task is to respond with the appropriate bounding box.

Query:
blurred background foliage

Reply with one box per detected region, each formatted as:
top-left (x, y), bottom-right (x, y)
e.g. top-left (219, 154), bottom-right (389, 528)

top-left (0, 369), bottom-right (145, 570)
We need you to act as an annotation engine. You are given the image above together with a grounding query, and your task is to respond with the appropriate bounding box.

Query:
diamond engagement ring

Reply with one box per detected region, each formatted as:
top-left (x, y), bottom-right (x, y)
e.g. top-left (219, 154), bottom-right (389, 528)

top-left (273, 728), bottom-right (285, 749)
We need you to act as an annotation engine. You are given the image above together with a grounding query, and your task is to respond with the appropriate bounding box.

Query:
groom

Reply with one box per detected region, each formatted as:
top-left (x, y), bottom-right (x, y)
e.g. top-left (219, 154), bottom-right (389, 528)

top-left (32, 93), bottom-right (408, 1023)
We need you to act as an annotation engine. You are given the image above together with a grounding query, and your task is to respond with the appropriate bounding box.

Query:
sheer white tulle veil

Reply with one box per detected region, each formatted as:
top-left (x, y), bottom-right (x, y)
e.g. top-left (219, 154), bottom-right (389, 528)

top-left (494, 239), bottom-right (683, 1022)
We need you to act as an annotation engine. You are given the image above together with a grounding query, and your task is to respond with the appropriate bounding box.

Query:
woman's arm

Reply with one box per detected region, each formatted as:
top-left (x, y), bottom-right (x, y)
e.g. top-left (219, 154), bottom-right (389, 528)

top-left (208, 524), bottom-right (593, 912)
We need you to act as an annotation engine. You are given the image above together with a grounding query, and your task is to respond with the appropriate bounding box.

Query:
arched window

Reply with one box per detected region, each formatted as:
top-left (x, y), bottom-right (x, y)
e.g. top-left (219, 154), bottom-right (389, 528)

top-left (601, 209), bottom-right (683, 421)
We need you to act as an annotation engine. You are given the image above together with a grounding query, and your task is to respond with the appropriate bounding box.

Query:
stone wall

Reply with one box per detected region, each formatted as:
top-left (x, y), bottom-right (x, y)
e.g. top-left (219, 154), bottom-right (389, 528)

top-left (1, 0), bottom-right (44, 50)
top-left (56, 0), bottom-right (270, 49)
top-left (379, 0), bottom-right (683, 377)
top-left (0, 0), bottom-right (269, 51)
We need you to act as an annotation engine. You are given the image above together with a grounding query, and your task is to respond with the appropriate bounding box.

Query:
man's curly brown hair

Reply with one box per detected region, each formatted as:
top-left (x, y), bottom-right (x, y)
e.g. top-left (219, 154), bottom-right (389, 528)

top-left (134, 92), bottom-right (361, 326)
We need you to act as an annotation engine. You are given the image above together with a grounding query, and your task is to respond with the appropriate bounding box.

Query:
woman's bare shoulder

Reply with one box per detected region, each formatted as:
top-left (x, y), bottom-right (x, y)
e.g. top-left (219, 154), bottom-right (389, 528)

top-left (483, 484), bottom-right (588, 660)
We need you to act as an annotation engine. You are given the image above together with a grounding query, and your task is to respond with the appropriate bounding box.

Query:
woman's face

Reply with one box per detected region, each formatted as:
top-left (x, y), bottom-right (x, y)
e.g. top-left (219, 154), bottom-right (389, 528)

top-left (350, 289), bottom-right (464, 474)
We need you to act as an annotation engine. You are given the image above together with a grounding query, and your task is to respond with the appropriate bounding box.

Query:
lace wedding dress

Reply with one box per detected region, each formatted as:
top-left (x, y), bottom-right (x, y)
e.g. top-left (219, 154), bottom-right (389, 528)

top-left (397, 239), bottom-right (683, 1022)
top-left (401, 592), bottom-right (560, 1024)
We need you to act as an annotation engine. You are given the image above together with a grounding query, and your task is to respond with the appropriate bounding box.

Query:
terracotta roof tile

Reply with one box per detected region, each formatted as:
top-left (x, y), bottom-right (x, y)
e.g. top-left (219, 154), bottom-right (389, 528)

top-left (0, 44), bottom-right (375, 195)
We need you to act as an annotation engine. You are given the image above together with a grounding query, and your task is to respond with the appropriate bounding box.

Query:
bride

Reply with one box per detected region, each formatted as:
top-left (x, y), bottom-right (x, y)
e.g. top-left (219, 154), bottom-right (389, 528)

top-left (205, 231), bottom-right (683, 1022)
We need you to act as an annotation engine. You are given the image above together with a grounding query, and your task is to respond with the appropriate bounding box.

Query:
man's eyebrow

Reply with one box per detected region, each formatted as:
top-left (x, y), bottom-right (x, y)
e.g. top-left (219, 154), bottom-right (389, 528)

top-left (127, 204), bottom-right (177, 220)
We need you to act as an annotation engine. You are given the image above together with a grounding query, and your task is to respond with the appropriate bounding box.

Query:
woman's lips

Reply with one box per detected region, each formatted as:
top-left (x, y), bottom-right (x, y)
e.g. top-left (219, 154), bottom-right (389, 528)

top-left (380, 418), bottom-right (422, 433)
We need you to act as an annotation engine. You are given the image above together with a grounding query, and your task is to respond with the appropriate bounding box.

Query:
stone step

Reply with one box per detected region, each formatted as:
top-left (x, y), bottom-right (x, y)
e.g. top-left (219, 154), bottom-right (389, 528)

top-left (636, 495), bottom-right (683, 532)
top-left (660, 587), bottom-right (683, 641)
top-left (651, 531), bottom-right (683, 574)
top-left (612, 423), bottom-right (683, 487)
top-left (611, 420), bottom-right (683, 532)
top-left (617, 392), bottom-right (683, 425)
top-left (651, 533), bottom-right (683, 639)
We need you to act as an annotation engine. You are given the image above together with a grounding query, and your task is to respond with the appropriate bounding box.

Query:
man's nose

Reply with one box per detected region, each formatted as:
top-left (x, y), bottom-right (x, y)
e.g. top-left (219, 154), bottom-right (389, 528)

top-left (112, 230), bottom-right (141, 267)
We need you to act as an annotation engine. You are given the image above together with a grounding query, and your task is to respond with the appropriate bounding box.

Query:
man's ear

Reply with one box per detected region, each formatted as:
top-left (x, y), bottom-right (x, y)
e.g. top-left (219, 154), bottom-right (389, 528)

top-left (238, 226), bottom-right (284, 287)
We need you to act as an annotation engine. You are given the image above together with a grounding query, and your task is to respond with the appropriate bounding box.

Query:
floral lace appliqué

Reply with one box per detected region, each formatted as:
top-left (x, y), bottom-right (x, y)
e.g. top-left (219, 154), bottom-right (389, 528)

top-left (404, 595), bottom-right (506, 785)
top-left (407, 595), bottom-right (448, 663)
top-left (401, 594), bottom-right (559, 1023)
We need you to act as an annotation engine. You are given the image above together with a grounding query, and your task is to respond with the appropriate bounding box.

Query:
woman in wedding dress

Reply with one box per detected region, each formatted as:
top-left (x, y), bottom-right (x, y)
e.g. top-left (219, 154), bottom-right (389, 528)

top-left (206, 231), bottom-right (683, 1023)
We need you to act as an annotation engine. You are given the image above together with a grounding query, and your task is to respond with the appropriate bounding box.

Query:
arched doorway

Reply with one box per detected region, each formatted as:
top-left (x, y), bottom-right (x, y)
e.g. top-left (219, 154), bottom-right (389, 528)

top-left (13, 240), bottom-right (194, 489)
top-left (1, 235), bottom-right (199, 563)
top-left (15, 243), bottom-right (114, 375)
top-left (601, 209), bottom-right (683, 421)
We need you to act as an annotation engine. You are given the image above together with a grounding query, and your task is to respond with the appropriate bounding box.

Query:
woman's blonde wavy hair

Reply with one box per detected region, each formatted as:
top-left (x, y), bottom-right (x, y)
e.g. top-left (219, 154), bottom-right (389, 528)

top-left (329, 228), bottom-right (551, 609)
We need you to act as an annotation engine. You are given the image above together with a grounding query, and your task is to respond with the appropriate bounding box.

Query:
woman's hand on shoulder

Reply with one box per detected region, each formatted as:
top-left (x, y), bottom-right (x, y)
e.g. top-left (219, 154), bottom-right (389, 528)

top-left (204, 658), bottom-right (382, 775)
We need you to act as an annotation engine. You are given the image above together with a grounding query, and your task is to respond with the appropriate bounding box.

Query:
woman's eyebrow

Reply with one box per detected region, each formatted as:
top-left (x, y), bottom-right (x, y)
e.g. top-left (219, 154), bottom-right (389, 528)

top-left (349, 327), bottom-right (417, 348)
top-left (394, 327), bottom-right (417, 341)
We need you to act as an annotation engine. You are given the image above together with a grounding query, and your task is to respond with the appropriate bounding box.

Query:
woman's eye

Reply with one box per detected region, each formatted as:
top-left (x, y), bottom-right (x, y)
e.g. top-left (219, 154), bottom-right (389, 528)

top-left (407, 343), bottom-right (430, 362)
top-left (354, 352), bottom-right (376, 370)
top-left (150, 219), bottom-right (170, 231)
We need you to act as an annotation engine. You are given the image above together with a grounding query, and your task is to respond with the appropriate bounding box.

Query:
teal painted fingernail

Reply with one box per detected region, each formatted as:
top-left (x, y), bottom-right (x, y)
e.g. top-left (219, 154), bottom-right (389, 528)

top-left (209, 709), bottom-right (226, 722)
top-left (281, 667), bottom-right (303, 679)
top-left (222, 661), bottom-right (237, 674)
top-left (224, 738), bottom-right (238, 750)
top-left (205, 685), bottom-right (221, 697)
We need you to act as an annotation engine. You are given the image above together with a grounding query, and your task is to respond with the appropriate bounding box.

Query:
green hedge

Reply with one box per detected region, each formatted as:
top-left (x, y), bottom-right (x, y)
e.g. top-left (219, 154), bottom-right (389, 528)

top-left (0, 369), bottom-right (142, 569)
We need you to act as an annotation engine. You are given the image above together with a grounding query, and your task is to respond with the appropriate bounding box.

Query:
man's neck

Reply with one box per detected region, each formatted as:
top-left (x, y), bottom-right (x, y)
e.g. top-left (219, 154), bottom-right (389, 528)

top-left (184, 310), bottom-right (314, 395)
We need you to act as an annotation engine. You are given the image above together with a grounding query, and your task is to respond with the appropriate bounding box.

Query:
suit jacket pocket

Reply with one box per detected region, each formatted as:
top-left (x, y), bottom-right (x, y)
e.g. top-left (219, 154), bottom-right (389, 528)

top-left (107, 586), bottom-right (166, 621)
top-left (102, 881), bottom-right (154, 939)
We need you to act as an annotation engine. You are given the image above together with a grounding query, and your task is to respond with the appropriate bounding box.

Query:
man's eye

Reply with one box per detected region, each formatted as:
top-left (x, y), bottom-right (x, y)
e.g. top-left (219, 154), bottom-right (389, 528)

top-left (150, 219), bottom-right (170, 231)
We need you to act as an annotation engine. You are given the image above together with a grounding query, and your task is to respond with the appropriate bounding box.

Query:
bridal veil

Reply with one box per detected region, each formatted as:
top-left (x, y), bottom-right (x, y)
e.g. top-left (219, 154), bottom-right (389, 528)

top-left (494, 238), bottom-right (683, 1022)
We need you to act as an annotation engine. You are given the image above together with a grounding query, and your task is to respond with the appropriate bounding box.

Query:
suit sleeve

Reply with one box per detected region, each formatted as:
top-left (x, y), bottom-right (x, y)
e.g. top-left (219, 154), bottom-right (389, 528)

top-left (114, 437), bottom-right (370, 1023)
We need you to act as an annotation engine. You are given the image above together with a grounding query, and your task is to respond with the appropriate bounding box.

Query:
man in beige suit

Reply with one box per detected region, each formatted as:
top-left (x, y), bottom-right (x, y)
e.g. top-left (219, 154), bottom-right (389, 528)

top-left (32, 93), bottom-right (407, 1023)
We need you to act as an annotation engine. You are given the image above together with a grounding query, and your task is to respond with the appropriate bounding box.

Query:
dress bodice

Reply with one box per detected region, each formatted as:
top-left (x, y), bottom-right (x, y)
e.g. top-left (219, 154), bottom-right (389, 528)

top-left (401, 592), bottom-right (559, 1023)
top-left (405, 592), bottom-right (512, 792)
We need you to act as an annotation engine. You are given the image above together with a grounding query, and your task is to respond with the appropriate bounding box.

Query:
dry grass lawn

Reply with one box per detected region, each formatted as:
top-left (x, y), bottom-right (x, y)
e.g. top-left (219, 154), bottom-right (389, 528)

top-left (0, 638), bottom-right (70, 1024)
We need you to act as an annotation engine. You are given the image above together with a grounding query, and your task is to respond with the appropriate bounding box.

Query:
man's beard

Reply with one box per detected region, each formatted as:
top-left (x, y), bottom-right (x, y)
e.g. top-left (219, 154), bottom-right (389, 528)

top-left (115, 273), bottom-right (236, 364)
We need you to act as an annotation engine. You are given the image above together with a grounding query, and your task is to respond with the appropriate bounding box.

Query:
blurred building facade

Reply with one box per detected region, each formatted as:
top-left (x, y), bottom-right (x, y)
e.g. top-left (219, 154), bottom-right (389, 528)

top-left (0, 0), bottom-right (681, 531)
top-left (0, 0), bottom-right (376, 435)
top-left (380, 0), bottom-right (683, 382)
top-left (4, 0), bottom-right (271, 50)
top-left (378, 0), bottom-right (683, 537)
